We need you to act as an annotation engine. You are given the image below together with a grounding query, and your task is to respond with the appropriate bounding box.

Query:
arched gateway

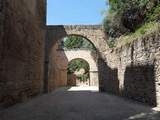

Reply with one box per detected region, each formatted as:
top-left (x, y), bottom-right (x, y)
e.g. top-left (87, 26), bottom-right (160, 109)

top-left (65, 49), bottom-right (98, 86)
top-left (44, 25), bottom-right (107, 92)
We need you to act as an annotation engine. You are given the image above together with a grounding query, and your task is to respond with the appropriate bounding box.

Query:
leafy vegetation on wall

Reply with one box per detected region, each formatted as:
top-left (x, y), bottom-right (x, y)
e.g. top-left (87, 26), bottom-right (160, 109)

top-left (103, 0), bottom-right (160, 47)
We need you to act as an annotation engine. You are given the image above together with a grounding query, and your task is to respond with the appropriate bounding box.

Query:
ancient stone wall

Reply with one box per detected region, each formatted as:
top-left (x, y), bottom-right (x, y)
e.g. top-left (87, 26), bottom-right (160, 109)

top-left (0, 0), bottom-right (46, 108)
top-left (48, 42), bottom-right (68, 91)
top-left (102, 31), bottom-right (160, 107)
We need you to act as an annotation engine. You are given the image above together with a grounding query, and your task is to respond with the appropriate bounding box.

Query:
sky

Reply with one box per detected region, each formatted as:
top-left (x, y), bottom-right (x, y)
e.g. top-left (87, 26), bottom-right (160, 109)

top-left (47, 0), bottom-right (108, 25)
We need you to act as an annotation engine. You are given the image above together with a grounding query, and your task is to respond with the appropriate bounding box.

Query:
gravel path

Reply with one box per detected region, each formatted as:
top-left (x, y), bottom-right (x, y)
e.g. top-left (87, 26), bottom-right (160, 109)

top-left (0, 86), bottom-right (160, 120)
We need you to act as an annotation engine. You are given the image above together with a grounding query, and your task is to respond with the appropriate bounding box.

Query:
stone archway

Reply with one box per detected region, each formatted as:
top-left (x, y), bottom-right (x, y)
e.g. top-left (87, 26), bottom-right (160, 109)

top-left (65, 50), bottom-right (98, 86)
top-left (45, 25), bottom-right (108, 92)
top-left (47, 48), bottom-right (99, 91)
top-left (47, 25), bottom-right (107, 52)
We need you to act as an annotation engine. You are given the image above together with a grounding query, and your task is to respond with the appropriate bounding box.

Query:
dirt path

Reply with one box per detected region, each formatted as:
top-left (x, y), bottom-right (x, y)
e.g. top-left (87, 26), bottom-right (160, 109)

top-left (0, 86), bottom-right (160, 120)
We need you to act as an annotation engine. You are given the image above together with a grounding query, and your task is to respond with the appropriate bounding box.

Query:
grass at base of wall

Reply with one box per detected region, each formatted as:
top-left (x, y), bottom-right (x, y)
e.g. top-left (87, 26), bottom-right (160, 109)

top-left (116, 22), bottom-right (160, 48)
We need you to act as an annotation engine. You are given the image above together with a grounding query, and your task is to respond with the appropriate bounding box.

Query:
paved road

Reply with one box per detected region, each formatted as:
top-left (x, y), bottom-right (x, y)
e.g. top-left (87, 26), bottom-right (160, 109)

top-left (0, 86), bottom-right (160, 120)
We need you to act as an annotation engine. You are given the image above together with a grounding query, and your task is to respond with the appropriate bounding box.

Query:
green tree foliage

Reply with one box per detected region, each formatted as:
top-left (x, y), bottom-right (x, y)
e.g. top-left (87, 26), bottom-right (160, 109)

top-left (68, 59), bottom-right (90, 81)
top-left (63, 35), bottom-right (96, 51)
top-left (103, 0), bottom-right (160, 39)
top-left (63, 36), bottom-right (84, 49)
top-left (67, 59), bottom-right (89, 74)
top-left (77, 74), bottom-right (89, 81)
top-left (146, 4), bottom-right (160, 22)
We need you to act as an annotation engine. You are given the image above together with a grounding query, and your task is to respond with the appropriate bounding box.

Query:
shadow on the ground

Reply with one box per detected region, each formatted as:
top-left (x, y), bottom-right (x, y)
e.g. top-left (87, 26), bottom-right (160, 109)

top-left (0, 87), bottom-right (160, 120)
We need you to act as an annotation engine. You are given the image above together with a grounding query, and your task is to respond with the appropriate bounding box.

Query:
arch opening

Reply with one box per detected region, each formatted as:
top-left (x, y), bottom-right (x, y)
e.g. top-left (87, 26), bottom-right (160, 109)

top-left (58, 34), bottom-right (97, 52)
top-left (48, 34), bottom-right (100, 91)
top-left (67, 58), bottom-right (90, 86)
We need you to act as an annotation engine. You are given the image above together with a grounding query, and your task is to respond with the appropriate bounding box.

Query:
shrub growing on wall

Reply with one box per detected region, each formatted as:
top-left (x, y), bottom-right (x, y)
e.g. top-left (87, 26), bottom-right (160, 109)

top-left (103, 0), bottom-right (160, 47)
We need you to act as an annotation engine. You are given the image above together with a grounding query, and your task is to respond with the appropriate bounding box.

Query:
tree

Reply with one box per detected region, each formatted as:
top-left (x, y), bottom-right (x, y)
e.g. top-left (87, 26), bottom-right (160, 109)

top-left (103, 0), bottom-right (160, 38)
top-left (67, 59), bottom-right (89, 74)
top-left (63, 36), bottom-right (84, 49)
top-left (67, 59), bottom-right (90, 81)
top-left (63, 35), bottom-right (96, 51)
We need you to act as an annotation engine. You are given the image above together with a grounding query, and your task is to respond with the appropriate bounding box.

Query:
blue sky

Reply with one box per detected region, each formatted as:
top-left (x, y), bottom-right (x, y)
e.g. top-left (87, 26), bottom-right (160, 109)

top-left (47, 0), bottom-right (108, 25)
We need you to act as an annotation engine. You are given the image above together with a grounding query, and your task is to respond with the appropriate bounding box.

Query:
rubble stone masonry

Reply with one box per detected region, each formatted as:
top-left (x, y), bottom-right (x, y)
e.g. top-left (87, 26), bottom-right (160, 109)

top-left (103, 31), bottom-right (160, 107)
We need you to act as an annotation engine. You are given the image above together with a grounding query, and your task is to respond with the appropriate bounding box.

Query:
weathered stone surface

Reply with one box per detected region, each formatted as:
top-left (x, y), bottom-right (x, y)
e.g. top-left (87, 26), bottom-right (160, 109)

top-left (103, 31), bottom-right (160, 107)
top-left (0, 0), bottom-right (46, 108)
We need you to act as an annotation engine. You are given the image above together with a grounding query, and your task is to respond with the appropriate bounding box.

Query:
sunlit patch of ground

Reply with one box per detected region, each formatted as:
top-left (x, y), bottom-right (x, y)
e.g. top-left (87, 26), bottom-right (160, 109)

top-left (67, 86), bottom-right (99, 92)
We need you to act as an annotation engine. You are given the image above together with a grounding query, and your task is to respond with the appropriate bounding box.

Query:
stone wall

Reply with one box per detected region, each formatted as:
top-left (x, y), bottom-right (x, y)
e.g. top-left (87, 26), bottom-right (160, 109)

top-left (48, 42), bottom-right (68, 91)
top-left (102, 31), bottom-right (160, 107)
top-left (0, 0), bottom-right (46, 108)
